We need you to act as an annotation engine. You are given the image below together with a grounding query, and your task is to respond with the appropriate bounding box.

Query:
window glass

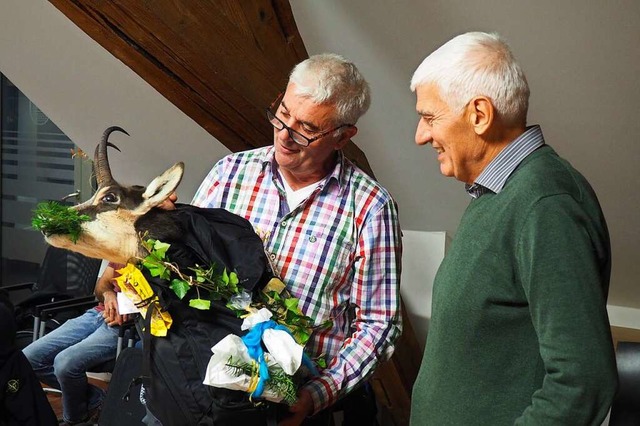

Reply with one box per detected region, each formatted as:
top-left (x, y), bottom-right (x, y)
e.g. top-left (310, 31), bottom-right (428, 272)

top-left (1, 74), bottom-right (79, 283)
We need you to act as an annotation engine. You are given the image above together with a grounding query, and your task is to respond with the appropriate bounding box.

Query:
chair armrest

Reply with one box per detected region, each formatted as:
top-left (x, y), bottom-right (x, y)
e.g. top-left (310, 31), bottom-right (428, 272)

top-left (35, 295), bottom-right (97, 316)
top-left (2, 281), bottom-right (37, 292)
top-left (40, 299), bottom-right (98, 321)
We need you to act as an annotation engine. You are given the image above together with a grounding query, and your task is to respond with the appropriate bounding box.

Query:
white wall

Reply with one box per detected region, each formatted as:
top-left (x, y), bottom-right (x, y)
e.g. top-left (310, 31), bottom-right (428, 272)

top-left (400, 230), bottom-right (447, 350)
top-left (290, 0), bottom-right (640, 312)
top-left (0, 0), bottom-right (229, 203)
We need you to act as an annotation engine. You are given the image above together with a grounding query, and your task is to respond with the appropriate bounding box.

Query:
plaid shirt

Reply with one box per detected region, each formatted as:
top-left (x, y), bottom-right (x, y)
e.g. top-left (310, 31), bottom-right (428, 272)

top-left (192, 146), bottom-right (402, 411)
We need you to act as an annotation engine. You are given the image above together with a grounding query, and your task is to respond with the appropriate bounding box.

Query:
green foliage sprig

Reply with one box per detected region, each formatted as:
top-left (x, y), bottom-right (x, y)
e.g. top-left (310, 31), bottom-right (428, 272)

top-left (225, 357), bottom-right (298, 405)
top-left (31, 201), bottom-right (90, 243)
top-left (140, 238), bottom-right (239, 310)
top-left (139, 237), bottom-right (332, 345)
top-left (256, 290), bottom-right (332, 346)
top-left (137, 237), bottom-right (333, 399)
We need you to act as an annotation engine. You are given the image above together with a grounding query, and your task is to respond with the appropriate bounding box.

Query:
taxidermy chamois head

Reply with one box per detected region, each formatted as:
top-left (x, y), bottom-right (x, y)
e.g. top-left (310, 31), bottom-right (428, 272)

top-left (45, 126), bottom-right (184, 264)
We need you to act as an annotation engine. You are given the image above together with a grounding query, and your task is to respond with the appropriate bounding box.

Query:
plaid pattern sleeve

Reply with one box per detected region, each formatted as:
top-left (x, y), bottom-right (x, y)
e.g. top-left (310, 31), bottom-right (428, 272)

top-left (192, 147), bottom-right (403, 412)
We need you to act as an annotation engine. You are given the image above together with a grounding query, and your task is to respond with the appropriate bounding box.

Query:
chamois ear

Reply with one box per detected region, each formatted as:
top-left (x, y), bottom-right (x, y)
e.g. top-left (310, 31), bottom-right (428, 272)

top-left (135, 162), bottom-right (184, 215)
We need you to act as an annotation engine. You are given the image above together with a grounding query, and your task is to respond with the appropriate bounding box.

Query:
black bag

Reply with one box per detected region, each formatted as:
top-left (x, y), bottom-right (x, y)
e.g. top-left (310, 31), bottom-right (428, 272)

top-left (0, 289), bottom-right (58, 426)
top-left (139, 206), bottom-right (278, 426)
top-left (98, 347), bottom-right (146, 426)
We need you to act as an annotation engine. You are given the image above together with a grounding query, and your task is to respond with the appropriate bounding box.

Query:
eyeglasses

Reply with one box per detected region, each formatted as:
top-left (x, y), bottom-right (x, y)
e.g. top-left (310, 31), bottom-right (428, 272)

top-left (265, 92), bottom-right (352, 147)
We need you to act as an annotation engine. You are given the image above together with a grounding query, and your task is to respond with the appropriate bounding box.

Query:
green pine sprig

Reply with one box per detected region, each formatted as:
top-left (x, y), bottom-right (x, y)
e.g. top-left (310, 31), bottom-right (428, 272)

top-left (225, 357), bottom-right (298, 405)
top-left (31, 201), bottom-right (90, 243)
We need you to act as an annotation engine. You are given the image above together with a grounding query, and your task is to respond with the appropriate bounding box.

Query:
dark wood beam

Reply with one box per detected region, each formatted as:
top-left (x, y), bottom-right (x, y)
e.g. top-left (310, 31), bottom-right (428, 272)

top-left (48, 0), bottom-right (374, 175)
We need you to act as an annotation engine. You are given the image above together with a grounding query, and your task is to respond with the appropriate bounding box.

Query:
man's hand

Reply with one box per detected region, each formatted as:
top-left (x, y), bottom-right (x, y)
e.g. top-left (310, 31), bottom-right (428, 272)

top-left (278, 389), bottom-right (314, 426)
top-left (159, 192), bottom-right (178, 210)
top-left (102, 290), bottom-right (128, 326)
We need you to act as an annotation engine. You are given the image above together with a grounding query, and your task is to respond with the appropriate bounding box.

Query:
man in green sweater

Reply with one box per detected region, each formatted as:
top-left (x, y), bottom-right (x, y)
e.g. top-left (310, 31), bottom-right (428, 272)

top-left (409, 32), bottom-right (617, 425)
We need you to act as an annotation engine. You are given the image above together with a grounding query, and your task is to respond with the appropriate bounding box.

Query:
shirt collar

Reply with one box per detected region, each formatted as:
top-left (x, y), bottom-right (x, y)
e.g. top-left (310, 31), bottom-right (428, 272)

top-left (465, 125), bottom-right (545, 198)
top-left (261, 146), bottom-right (346, 194)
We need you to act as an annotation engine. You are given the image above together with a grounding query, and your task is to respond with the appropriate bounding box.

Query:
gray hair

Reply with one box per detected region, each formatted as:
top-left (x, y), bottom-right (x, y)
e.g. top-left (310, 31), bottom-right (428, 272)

top-left (410, 32), bottom-right (530, 126)
top-left (289, 53), bottom-right (371, 125)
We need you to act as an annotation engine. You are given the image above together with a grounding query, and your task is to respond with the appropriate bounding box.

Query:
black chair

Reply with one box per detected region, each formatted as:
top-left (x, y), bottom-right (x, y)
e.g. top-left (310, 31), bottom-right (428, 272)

top-left (609, 341), bottom-right (640, 425)
top-left (3, 246), bottom-right (103, 347)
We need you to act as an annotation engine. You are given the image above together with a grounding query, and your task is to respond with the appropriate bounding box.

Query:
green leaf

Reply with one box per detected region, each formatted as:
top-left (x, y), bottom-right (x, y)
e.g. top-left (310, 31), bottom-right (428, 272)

top-left (221, 269), bottom-right (229, 284)
top-left (189, 298), bottom-right (211, 310)
top-left (284, 297), bottom-right (301, 313)
top-left (153, 240), bottom-right (171, 259)
top-left (144, 261), bottom-right (167, 278)
top-left (293, 329), bottom-right (310, 345)
top-left (170, 279), bottom-right (190, 300)
top-left (316, 358), bottom-right (327, 369)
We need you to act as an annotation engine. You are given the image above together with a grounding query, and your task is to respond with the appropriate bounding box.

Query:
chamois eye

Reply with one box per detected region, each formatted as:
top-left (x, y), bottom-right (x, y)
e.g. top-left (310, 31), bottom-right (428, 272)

top-left (102, 193), bottom-right (119, 204)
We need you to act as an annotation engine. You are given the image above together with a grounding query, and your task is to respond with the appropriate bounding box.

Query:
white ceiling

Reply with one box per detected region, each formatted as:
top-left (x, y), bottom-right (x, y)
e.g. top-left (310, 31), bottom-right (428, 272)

top-left (290, 0), bottom-right (640, 309)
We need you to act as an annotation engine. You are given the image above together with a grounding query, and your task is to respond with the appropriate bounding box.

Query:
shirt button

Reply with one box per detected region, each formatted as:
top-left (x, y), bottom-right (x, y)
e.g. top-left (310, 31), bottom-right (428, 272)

top-left (280, 221), bottom-right (287, 228)
top-left (309, 236), bottom-right (317, 243)
top-left (269, 253), bottom-right (276, 260)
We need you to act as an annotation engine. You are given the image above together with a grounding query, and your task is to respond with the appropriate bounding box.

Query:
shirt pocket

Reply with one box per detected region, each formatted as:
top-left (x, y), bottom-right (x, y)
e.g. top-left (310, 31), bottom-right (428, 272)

top-left (285, 228), bottom-right (353, 297)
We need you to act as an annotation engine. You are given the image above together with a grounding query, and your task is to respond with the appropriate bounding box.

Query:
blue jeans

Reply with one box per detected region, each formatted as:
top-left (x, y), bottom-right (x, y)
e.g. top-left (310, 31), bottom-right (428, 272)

top-left (22, 308), bottom-right (119, 423)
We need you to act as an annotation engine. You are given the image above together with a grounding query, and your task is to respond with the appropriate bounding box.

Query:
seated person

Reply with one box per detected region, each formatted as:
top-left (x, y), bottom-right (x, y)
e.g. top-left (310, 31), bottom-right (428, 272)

top-left (22, 262), bottom-right (127, 425)
top-left (0, 288), bottom-right (57, 426)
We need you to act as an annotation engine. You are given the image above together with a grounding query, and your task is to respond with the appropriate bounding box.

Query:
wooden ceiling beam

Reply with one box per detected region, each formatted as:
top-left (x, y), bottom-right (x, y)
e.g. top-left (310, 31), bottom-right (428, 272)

top-left (48, 0), bottom-right (374, 175)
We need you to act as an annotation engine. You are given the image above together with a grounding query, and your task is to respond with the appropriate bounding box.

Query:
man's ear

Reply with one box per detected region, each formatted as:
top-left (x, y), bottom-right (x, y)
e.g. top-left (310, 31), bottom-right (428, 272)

top-left (335, 126), bottom-right (358, 150)
top-left (468, 96), bottom-right (494, 136)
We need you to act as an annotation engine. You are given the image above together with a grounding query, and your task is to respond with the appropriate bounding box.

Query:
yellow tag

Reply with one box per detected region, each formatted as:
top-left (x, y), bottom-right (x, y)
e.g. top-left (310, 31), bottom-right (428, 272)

top-left (115, 263), bottom-right (173, 337)
top-left (150, 303), bottom-right (173, 337)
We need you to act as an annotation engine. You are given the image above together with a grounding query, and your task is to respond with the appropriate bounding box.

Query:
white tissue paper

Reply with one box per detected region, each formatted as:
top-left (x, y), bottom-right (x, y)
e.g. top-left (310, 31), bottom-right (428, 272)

top-left (262, 328), bottom-right (303, 376)
top-left (240, 307), bottom-right (273, 331)
top-left (202, 334), bottom-right (283, 402)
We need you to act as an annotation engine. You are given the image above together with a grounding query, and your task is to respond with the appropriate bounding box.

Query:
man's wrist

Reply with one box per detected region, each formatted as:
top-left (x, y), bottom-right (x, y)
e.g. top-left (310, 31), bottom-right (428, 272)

top-left (100, 289), bottom-right (116, 302)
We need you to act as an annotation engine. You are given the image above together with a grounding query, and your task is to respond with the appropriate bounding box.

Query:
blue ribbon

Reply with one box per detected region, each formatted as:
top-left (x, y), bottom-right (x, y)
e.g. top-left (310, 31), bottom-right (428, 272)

top-left (240, 320), bottom-right (318, 398)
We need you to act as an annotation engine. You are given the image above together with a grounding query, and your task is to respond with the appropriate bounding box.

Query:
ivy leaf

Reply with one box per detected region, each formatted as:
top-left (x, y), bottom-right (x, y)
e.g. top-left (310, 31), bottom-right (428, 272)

top-left (221, 269), bottom-right (229, 285)
top-left (189, 298), bottom-right (211, 310)
top-left (293, 328), bottom-right (310, 345)
top-left (170, 279), bottom-right (190, 300)
top-left (284, 297), bottom-right (300, 313)
top-left (229, 272), bottom-right (239, 293)
top-left (143, 259), bottom-right (167, 278)
top-left (153, 240), bottom-right (171, 259)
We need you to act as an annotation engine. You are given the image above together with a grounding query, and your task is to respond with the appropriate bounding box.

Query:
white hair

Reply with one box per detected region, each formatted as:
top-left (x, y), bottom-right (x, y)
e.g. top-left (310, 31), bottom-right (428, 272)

top-left (289, 53), bottom-right (371, 125)
top-left (410, 32), bottom-right (530, 125)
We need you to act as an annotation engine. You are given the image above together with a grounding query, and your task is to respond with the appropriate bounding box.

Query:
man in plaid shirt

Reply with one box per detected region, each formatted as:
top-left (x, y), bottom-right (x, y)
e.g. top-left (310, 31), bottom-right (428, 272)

top-left (192, 53), bottom-right (402, 425)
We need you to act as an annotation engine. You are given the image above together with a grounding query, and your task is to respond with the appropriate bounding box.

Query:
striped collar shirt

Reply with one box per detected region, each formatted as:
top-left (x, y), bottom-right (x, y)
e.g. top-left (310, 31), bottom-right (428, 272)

top-left (192, 146), bottom-right (402, 412)
top-left (466, 125), bottom-right (545, 198)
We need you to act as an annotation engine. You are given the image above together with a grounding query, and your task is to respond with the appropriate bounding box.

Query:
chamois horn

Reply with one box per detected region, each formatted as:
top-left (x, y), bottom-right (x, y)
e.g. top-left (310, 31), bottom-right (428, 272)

top-left (93, 126), bottom-right (126, 187)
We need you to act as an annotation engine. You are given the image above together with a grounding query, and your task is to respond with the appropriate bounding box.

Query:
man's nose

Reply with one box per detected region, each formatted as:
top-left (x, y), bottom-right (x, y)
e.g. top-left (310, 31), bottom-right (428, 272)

top-left (275, 125), bottom-right (293, 142)
top-left (415, 121), bottom-right (432, 145)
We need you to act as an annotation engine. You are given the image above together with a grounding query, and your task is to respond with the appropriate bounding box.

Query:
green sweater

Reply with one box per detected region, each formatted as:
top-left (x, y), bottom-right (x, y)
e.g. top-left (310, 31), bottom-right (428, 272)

top-left (410, 146), bottom-right (617, 425)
